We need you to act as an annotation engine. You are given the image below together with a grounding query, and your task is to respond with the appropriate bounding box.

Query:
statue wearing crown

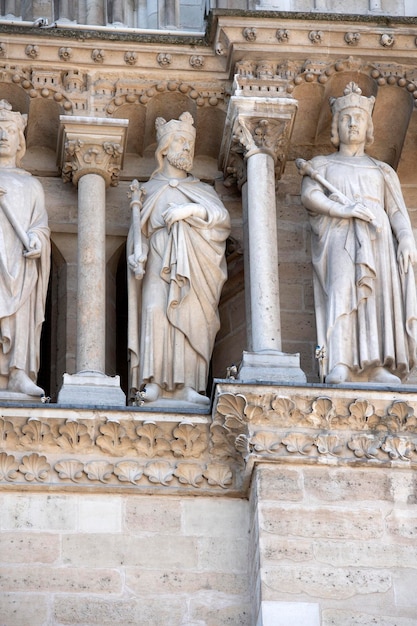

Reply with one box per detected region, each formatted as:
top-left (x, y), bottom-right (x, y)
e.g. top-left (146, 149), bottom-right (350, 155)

top-left (298, 82), bottom-right (417, 384)
top-left (127, 112), bottom-right (230, 405)
top-left (0, 100), bottom-right (50, 396)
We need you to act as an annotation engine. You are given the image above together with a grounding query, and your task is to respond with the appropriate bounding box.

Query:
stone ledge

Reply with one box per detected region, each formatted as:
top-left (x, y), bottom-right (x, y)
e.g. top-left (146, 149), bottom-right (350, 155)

top-left (1, 382), bottom-right (417, 496)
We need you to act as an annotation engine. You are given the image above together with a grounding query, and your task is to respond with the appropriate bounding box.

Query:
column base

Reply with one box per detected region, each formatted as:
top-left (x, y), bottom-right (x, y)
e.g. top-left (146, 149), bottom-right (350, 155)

top-left (238, 351), bottom-right (306, 384)
top-left (57, 371), bottom-right (126, 407)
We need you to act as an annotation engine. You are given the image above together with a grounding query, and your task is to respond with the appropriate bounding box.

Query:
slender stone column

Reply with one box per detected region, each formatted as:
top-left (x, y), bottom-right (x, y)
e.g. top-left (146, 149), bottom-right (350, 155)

top-left (246, 151), bottom-right (282, 353)
top-left (56, 116), bottom-right (128, 405)
top-left (77, 172), bottom-right (106, 373)
top-left (221, 93), bottom-right (306, 383)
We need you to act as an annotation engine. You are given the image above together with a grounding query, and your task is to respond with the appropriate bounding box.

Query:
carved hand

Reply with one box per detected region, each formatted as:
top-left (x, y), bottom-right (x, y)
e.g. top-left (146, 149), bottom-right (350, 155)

top-left (162, 202), bottom-right (206, 229)
top-left (397, 236), bottom-right (417, 274)
top-left (23, 232), bottom-right (42, 259)
top-left (329, 198), bottom-right (376, 224)
top-left (128, 252), bottom-right (147, 279)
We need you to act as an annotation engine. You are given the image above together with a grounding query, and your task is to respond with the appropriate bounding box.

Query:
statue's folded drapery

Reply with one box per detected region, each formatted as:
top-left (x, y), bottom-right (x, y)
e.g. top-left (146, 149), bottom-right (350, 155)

top-left (127, 173), bottom-right (230, 396)
top-left (304, 154), bottom-right (417, 379)
top-left (0, 169), bottom-right (50, 381)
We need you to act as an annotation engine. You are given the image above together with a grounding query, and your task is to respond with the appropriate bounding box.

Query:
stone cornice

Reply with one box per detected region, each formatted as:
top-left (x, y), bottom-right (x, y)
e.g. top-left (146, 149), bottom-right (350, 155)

top-left (2, 383), bottom-right (417, 496)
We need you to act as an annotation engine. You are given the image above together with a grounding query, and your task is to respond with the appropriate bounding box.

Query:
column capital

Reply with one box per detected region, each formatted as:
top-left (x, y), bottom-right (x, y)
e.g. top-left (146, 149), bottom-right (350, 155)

top-left (58, 116), bottom-right (129, 187)
top-left (220, 87), bottom-right (298, 186)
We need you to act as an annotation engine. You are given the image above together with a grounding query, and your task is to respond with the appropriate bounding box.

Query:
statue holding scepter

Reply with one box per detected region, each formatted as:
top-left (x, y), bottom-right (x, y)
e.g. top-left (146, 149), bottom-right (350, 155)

top-left (127, 112), bottom-right (230, 405)
top-left (299, 82), bottom-right (417, 384)
top-left (0, 100), bottom-right (50, 396)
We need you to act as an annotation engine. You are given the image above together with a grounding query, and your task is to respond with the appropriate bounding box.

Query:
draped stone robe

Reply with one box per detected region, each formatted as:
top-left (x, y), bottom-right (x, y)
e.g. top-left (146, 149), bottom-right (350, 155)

top-left (301, 154), bottom-right (417, 380)
top-left (0, 169), bottom-right (50, 383)
top-left (128, 173), bottom-right (230, 396)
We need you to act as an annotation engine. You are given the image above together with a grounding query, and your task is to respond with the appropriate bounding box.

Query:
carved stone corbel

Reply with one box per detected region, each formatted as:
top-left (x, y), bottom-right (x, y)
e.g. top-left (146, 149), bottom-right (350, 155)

top-left (57, 117), bottom-right (128, 187)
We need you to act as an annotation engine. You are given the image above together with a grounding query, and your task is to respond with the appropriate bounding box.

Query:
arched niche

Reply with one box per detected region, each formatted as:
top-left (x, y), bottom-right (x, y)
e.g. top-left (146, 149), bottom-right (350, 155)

top-left (111, 102), bottom-right (147, 156)
top-left (38, 241), bottom-right (66, 400)
top-left (0, 83), bottom-right (30, 115)
top-left (143, 91), bottom-right (198, 149)
top-left (24, 98), bottom-right (61, 174)
top-left (289, 81), bottom-right (325, 160)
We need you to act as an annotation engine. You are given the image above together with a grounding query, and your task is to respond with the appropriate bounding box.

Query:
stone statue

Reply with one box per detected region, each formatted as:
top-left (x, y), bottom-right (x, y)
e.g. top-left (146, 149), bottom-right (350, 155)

top-left (127, 112), bottom-right (230, 405)
top-left (0, 100), bottom-right (50, 396)
top-left (299, 82), bottom-right (417, 384)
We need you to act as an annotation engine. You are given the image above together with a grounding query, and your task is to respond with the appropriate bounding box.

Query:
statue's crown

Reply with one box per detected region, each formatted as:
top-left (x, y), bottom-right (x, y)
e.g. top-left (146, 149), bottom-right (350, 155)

top-left (0, 100), bottom-right (27, 130)
top-left (330, 82), bottom-right (375, 115)
top-left (155, 111), bottom-right (196, 143)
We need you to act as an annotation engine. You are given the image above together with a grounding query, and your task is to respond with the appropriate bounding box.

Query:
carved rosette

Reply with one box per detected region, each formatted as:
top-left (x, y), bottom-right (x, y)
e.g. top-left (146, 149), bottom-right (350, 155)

top-left (58, 117), bottom-right (128, 187)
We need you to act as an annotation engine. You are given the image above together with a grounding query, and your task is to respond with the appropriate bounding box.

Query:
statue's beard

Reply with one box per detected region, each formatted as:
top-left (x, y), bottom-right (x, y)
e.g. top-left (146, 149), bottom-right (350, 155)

top-left (167, 151), bottom-right (193, 172)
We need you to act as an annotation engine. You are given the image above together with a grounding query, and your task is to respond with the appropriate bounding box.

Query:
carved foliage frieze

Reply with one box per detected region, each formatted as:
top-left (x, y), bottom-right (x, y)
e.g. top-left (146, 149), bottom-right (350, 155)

top-left (0, 414), bottom-right (233, 493)
top-left (212, 385), bottom-right (417, 470)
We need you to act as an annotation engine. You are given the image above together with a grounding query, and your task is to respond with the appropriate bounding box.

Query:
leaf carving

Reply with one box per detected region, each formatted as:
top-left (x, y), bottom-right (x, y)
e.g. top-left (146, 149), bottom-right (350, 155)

top-left (314, 434), bottom-right (343, 456)
top-left (84, 460), bottom-right (114, 483)
top-left (96, 422), bottom-right (135, 456)
top-left (348, 435), bottom-right (381, 459)
top-left (308, 397), bottom-right (336, 428)
top-left (135, 422), bottom-right (171, 457)
top-left (203, 463), bottom-right (233, 488)
top-left (114, 460), bottom-right (143, 484)
top-left (55, 459), bottom-right (84, 482)
top-left (270, 396), bottom-right (295, 419)
top-left (251, 431), bottom-right (281, 454)
top-left (0, 452), bottom-right (19, 481)
top-left (57, 421), bottom-right (92, 451)
top-left (171, 423), bottom-right (208, 458)
top-left (383, 402), bottom-right (417, 432)
top-left (216, 393), bottom-right (248, 430)
top-left (174, 463), bottom-right (204, 487)
top-left (245, 403), bottom-right (264, 422)
top-left (348, 399), bottom-right (375, 429)
top-left (281, 433), bottom-right (315, 455)
top-left (382, 436), bottom-right (414, 461)
top-left (20, 419), bottom-right (55, 448)
top-left (0, 419), bottom-right (18, 447)
top-left (144, 461), bottom-right (174, 486)
top-left (19, 453), bottom-right (50, 482)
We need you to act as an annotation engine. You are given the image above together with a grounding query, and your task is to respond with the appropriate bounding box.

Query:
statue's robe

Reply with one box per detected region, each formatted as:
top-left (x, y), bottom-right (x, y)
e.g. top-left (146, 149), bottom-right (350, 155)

top-left (302, 154), bottom-right (417, 379)
top-left (0, 169), bottom-right (50, 382)
top-left (128, 173), bottom-right (230, 396)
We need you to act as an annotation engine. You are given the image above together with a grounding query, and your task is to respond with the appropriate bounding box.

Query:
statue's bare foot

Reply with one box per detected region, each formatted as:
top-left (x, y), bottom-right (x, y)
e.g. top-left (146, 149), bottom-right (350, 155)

top-left (140, 383), bottom-right (161, 402)
top-left (370, 367), bottom-right (401, 384)
top-left (180, 387), bottom-right (210, 405)
top-left (326, 364), bottom-right (351, 384)
top-left (8, 369), bottom-right (44, 396)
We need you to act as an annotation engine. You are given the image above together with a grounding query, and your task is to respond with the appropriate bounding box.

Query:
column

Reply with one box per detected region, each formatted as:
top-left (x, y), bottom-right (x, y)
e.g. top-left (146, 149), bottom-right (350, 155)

top-left (56, 116), bottom-right (129, 406)
top-left (220, 95), bottom-right (306, 383)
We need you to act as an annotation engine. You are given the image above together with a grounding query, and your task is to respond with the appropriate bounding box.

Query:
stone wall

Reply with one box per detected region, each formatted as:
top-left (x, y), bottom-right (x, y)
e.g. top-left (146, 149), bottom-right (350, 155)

top-left (0, 492), bottom-right (250, 625)
top-left (251, 463), bottom-right (417, 625)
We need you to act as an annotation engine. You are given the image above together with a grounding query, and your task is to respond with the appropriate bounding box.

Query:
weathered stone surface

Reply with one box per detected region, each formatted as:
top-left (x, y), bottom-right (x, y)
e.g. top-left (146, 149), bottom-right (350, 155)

top-left (78, 496), bottom-right (122, 532)
top-left (0, 494), bottom-right (77, 530)
top-left (259, 505), bottom-right (385, 540)
top-left (182, 498), bottom-right (249, 536)
top-left (262, 565), bottom-right (392, 600)
top-left (313, 540), bottom-right (417, 569)
top-left (0, 565), bottom-right (121, 592)
top-left (0, 532), bottom-right (60, 563)
top-left (322, 609), bottom-right (417, 626)
top-left (304, 468), bottom-right (392, 502)
top-left (386, 511), bottom-right (417, 540)
top-left (260, 537), bottom-right (314, 563)
top-left (62, 534), bottom-right (199, 569)
top-left (125, 496), bottom-right (182, 533)
top-left (53, 596), bottom-right (186, 625)
top-left (0, 593), bottom-right (48, 626)
top-left (188, 593), bottom-right (252, 626)
top-left (125, 569), bottom-right (248, 595)
top-left (255, 467), bottom-right (304, 502)
top-left (197, 537), bottom-right (248, 573)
